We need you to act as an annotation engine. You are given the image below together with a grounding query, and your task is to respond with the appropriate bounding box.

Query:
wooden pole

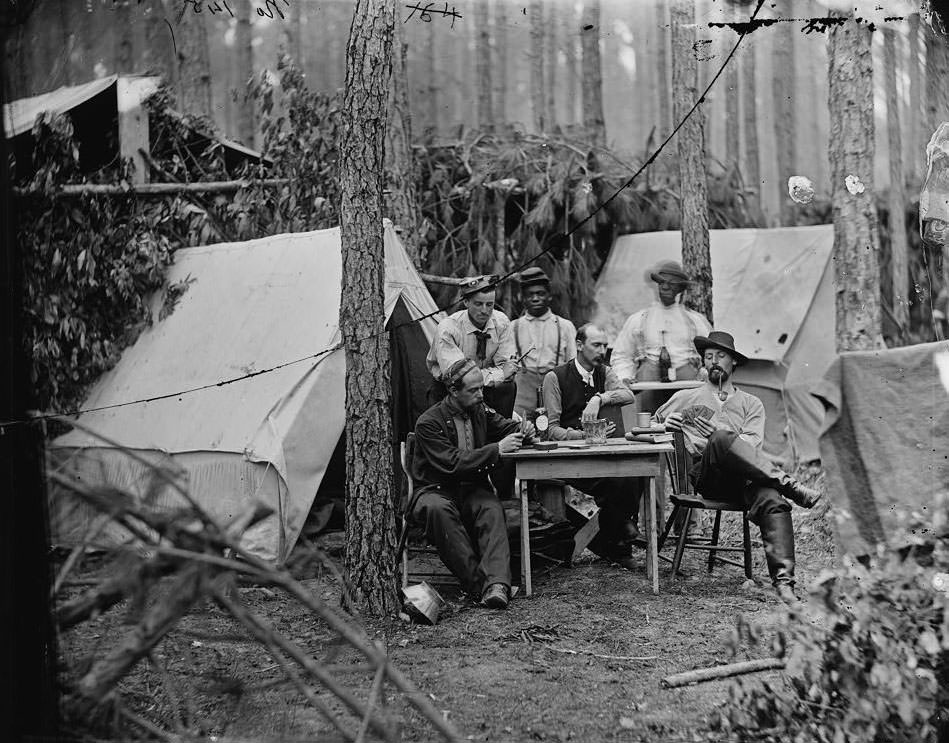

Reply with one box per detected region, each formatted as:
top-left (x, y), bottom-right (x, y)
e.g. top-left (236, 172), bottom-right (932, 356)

top-left (661, 657), bottom-right (786, 688)
top-left (14, 179), bottom-right (290, 198)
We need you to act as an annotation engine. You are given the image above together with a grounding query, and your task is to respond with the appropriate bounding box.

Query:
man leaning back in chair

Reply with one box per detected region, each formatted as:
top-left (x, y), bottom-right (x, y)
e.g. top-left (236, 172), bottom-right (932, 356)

top-left (653, 331), bottom-right (822, 603)
top-left (410, 359), bottom-right (535, 610)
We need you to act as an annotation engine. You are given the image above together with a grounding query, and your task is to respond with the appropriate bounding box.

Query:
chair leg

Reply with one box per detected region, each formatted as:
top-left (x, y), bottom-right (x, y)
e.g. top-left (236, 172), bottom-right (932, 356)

top-left (742, 513), bottom-right (753, 579)
top-left (670, 508), bottom-right (691, 579)
top-left (707, 510), bottom-right (723, 573)
top-left (658, 504), bottom-right (680, 551)
top-left (400, 516), bottom-right (410, 589)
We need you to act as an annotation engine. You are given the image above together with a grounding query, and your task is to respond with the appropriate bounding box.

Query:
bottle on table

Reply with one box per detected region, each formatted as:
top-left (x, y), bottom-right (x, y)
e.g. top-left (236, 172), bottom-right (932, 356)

top-left (533, 386), bottom-right (549, 441)
top-left (659, 330), bottom-right (672, 383)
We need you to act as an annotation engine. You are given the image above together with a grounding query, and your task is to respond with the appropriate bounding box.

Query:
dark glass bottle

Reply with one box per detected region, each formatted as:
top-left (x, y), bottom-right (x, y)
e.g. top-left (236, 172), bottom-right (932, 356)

top-left (658, 330), bottom-right (672, 383)
top-left (534, 387), bottom-right (549, 441)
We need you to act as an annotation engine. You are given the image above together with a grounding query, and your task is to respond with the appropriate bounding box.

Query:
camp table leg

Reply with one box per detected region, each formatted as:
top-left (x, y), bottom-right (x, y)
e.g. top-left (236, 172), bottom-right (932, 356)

top-left (520, 479), bottom-right (532, 597)
top-left (645, 473), bottom-right (660, 595)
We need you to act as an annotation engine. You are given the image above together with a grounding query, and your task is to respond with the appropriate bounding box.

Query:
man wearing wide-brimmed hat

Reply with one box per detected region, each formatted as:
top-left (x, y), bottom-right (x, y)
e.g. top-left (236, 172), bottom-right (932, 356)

top-left (653, 331), bottom-right (822, 604)
top-left (509, 266), bottom-right (577, 416)
top-left (610, 260), bottom-right (712, 414)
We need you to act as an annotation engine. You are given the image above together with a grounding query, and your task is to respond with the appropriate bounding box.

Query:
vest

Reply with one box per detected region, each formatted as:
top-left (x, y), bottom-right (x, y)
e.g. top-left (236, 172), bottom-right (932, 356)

top-left (551, 362), bottom-right (607, 431)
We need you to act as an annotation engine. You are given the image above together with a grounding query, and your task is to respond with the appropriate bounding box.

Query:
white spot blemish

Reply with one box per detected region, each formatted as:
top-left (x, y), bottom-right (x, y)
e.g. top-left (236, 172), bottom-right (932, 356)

top-left (845, 175), bottom-right (866, 195)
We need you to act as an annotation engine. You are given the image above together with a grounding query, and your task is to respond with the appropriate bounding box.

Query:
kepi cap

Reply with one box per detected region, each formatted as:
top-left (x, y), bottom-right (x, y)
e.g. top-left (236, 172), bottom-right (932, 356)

top-left (518, 266), bottom-right (550, 288)
top-left (460, 274), bottom-right (500, 298)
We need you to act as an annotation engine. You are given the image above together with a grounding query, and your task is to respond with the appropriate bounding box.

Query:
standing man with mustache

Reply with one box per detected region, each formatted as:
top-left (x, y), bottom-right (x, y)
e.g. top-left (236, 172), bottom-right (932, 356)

top-left (509, 267), bottom-right (577, 417)
top-left (541, 324), bottom-right (640, 568)
top-left (654, 332), bottom-right (822, 603)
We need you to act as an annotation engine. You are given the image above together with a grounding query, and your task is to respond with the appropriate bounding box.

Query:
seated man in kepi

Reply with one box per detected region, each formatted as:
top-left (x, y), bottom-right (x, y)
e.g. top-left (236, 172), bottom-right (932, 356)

top-left (411, 359), bottom-right (534, 610)
top-left (542, 323), bottom-right (640, 568)
top-left (653, 331), bottom-right (822, 603)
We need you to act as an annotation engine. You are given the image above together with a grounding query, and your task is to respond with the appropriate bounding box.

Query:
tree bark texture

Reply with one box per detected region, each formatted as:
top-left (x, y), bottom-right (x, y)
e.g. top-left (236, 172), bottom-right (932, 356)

top-left (424, 14), bottom-right (438, 136)
top-left (907, 13), bottom-right (923, 175)
top-left (143, 0), bottom-right (175, 87)
top-left (544, 5), bottom-right (557, 132)
top-left (580, 0), bottom-right (606, 147)
top-left (386, 19), bottom-right (422, 266)
top-left (741, 36), bottom-right (761, 213)
top-left (655, 0), bottom-right (671, 139)
top-left (235, 0), bottom-right (254, 145)
top-left (827, 17), bottom-right (883, 352)
top-left (671, 0), bottom-right (712, 322)
top-left (884, 28), bottom-right (909, 336)
top-left (493, 0), bottom-right (508, 125)
top-left (924, 23), bottom-right (949, 145)
top-left (724, 2), bottom-right (740, 169)
top-left (339, 0), bottom-right (400, 616)
top-left (771, 5), bottom-right (796, 223)
top-left (529, 0), bottom-right (546, 132)
top-left (474, 0), bottom-right (494, 130)
top-left (176, 9), bottom-right (214, 119)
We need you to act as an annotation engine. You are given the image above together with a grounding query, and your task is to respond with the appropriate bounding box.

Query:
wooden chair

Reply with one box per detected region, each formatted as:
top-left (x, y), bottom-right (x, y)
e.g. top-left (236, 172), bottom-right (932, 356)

top-left (657, 431), bottom-right (753, 580)
top-left (397, 433), bottom-right (457, 589)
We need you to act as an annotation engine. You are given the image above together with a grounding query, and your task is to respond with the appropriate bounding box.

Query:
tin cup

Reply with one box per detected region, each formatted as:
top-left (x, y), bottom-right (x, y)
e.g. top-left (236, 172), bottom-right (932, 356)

top-left (636, 412), bottom-right (652, 428)
top-left (582, 418), bottom-right (609, 445)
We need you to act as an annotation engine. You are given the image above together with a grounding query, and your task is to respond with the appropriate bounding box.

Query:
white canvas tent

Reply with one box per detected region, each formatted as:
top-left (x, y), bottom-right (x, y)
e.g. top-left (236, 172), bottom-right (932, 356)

top-left (51, 222), bottom-right (441, 563)
top-left (593, 225), bottom-right (835, 463)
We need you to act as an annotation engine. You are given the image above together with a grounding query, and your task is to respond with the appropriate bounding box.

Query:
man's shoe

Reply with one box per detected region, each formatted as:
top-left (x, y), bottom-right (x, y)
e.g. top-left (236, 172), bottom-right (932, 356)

top-left (779, 476), bottom-right (822, 509)
top-left (481, 583), bottom-right (510, 610)
top-left (615, 555), bottom-right (638, 572)
top-left (618, 519), bottom-right (641, 543)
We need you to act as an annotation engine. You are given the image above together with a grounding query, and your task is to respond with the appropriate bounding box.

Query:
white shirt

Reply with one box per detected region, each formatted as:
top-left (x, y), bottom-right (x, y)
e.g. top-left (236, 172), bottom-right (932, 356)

top-left (611, 302), bottom-right (712, 381)
top-left (510, 311), bottom-right (577, 373)
top-left (574, 358), bottom-right (595, 387)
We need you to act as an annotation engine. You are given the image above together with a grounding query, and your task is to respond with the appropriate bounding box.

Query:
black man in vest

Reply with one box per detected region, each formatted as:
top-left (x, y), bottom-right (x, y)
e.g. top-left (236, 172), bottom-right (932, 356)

top-left (412, 359), bottom-right (535, 610)
top-left (509, 267), bottom-right (577, 418)
top-left (654, 331), bottom-right (822, 603)
top-left (542, 323), bottom-right (641, 568)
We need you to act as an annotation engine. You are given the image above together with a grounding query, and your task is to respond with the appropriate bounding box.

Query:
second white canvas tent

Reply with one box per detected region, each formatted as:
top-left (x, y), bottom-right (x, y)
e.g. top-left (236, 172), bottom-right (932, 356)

top-left (51, 222), bottom-right (441, 563)
top-left (593, 225), bottom-right (835, 463)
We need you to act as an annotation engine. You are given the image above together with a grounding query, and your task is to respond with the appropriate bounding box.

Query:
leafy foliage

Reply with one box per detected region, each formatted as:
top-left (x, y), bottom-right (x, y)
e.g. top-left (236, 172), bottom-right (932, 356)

top-left (710, 506), bottom-right (949, 743)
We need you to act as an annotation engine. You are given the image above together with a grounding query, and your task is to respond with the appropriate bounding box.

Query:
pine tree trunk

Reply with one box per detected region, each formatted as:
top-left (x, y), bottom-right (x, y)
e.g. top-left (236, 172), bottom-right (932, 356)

top-left (544, 6), bottom-right (557, 132)
top-left (671, 0), bottom-right (712, 322)
top-left (177, 11), bottom-right (214, 118)
top-left (235, 0), bottom-right (254, 145)
top-left (339, 0), bottom-right (400, 616)
top-left (741, 35), bottom-right (761, 218)
top-left (580, 0), bottom-right (606, 147)
top-left (884, 27), bottom-right (909, 338)
top-left (493, 0), bottom-right (507, 125)
top-left (907, 13), bottom-right (923, 176)
top-left (529, 0), bottom-right (546, 132)
top-left (113, 0), bottom-right (133, 74)
top-left (424, 15), bottom-right (438, 136)
top-left (772, 4), bottom-right (796, 224)
top-left (386, 19), bottom-right (422, 266)
top-left (924, 22), bottom-right (949, 297)
top-left (144, 0), bottom-right (175, 87)
top-left (655, 0), bottom-right (671, 139)
top-left (564, 3), bottom-right (578, 126)
top-left (475, 0), bottom-right (494, 131)
top-left (724, 2), bottom-right (740, 170)
top-left (827, 16), bottom-right (883, 352)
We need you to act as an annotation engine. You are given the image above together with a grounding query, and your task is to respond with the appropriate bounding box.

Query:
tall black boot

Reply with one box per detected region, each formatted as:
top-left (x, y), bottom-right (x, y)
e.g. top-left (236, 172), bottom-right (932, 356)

top-left (714, 432), bottom-right (822, 509)
top-left (758, 508), bottom-right (798, 604)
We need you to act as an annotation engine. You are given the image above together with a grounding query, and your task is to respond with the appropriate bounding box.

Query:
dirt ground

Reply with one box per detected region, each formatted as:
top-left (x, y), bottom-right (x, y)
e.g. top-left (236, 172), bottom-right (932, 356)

top-left (59, 472), bottom-right (834, 743)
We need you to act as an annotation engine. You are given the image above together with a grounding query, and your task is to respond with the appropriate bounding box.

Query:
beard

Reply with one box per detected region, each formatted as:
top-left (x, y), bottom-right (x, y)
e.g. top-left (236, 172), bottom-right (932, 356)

top-left (707, 364), bottom-right (730, 384)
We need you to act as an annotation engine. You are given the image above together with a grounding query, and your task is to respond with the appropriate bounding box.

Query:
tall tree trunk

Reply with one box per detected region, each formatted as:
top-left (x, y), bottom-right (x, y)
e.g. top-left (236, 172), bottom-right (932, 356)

top-left (724, 2), bottom-right (740, 170)
top-left (741, 36), bottom-right (761, 218)
top-left (580, 0), bottom-right (606, 147)
top-left (424, 14), bottom-right (438, 136)
top-left (884, 27), bottom-right (909, 338)
top-left (544, 5), bottom-right (557, 132)
top-left (772, 3), bottom-right (796, 224)
top-left (905, 13), bottom-right (923, 176)
top-left (235, 0), bottom-right (254, 145)
top-left (386, 19), bottom-right (422, 265)
top-left (339, 0), bottom-right (400, 616)
top-left (474, 0), bottom-right (494, 131)
top-left (529, 0), bottom-right (546, 132)
top-left (113, 0), bottom-right (133, 74)
top-left (828, 16), bottom-right (883, 352)
top-left (671, 0), bottom-right (712, 322)
top-left (493, 0), bottom-right (507, 126)
top-left (924, 22), bottom-right (949, 297)
top-left (564, 3), bottom-right (577, 126)
top-left (177, 11), bottom-right (214, 118)
top-left (655, 0), bottom-right (671, 139)
top-left (144, 0), bottom-right (175, 85)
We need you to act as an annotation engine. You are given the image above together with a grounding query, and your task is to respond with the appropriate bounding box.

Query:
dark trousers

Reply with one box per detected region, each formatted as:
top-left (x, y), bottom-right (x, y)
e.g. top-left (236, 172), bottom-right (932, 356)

top-left (411, 483), bottom-right (511, 595)
top-left (690, 430), bottom-right (791, 524)
top-left (565, 477), bottom-right (640, 558)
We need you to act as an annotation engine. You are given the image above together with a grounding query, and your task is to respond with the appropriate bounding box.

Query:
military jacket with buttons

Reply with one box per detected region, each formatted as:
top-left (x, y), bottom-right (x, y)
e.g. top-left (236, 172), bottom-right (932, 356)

top-left (412, 398), bottom-right (520, 493)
